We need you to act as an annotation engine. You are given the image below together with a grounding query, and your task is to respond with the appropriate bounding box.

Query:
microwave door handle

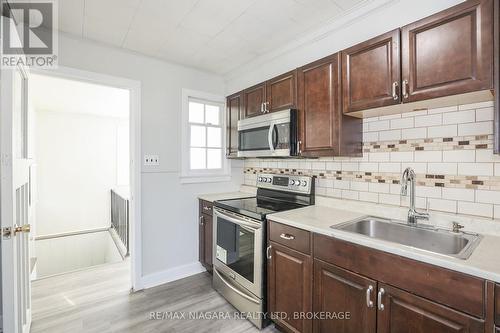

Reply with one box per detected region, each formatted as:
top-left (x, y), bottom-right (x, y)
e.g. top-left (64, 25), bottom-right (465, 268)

top-left (268, 124), bottom-right (274, 151)
top-left (272, 124), bottom-right (278, 149)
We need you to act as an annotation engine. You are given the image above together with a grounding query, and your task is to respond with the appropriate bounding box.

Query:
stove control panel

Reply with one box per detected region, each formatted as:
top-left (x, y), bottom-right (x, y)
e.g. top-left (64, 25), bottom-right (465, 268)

top-left (257, 173), bottom-right (313, 194)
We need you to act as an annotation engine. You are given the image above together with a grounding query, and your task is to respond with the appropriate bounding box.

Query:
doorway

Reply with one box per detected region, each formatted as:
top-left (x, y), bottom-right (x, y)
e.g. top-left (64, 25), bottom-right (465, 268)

top-left (30, 73), bottom-right (131, 278)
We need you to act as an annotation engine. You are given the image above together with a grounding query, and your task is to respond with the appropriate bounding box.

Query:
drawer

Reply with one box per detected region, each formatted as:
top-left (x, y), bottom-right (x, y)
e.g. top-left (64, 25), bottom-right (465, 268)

top-left (495, 284), bottom-right (500, 325)
top-left (313, 234), bottom-right (485, 318)
top-left (269, 221), bottom-right (311, 254)
top-left (199, 200), bottom-right (213, 215)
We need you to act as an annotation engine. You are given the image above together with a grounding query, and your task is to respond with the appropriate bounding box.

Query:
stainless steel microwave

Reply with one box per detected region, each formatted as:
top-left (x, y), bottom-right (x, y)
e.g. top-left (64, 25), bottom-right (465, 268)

top-left (237, 109), bottom-right (298, 158)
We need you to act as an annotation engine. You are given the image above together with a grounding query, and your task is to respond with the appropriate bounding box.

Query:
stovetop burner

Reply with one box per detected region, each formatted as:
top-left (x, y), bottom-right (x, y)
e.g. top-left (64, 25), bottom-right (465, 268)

top-left (214, 173), bottom-right (315, 221)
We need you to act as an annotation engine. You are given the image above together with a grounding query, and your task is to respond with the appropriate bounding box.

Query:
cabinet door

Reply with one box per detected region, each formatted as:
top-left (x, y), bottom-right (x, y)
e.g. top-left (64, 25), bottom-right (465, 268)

top-left (342, 29), bottom-right (401, 113)
top-left (268, 241), bottom-right (312, 333)
top-left (313, 260), bottom-right (377, 333)
top-left (243, 82), bottom-right (266, 118)
top-left (198, 213), bottom-right (205, 266)
top-left (266, 71), bottom-right (296, 112)
top-left (377, 284), bottom-right (484, 333)
top-left (203, 213), bottom-right (213, 268)
top-left (401, 0), bottom-right (493, 103)
top-left (226, 92), bottom-right (242, 158)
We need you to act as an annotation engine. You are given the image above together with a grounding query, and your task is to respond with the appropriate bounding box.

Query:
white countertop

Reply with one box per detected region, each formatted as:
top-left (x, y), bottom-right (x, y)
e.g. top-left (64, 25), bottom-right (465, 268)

top-left (198, 186), bottom-right (256, 203)
top-left (268, 201), bottom-right (500, 283)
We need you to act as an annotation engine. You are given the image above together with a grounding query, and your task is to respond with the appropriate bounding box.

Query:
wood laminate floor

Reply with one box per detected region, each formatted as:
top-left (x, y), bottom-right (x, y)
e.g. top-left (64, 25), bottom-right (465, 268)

top-left (31, 261), bottom-right (279, 333)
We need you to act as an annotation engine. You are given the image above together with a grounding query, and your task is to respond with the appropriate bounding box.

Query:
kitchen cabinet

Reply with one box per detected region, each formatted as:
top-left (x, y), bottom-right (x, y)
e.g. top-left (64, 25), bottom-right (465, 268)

top-left (401, 0), bottom-right (493, 103)
top-left (341, 29), bottom-right (401, 114)
top-left (267, 222), bottom-right (312, 333)
top-left (495, 284), bottom-right (500, 325)
top-left (267, 220), bottom-right (494, 333)
top-left (226, 92), bottom-right (242, 158)
top-left (377, 284), bottom-right (484, 333)
top-left (242, 71), bottom-right (297, 119)
top-left (198, 200), bottom-right (213, 272)
top-left (297, 53), bottom-right (362, 157)
top-left (266, 71), bottom-right (296, 112)
top-left (243, 82), bottom-right (266, 118)
top-left (495, 0), bottom-right (499, 154)
top-left (313, 259), bottom-right (377, 333)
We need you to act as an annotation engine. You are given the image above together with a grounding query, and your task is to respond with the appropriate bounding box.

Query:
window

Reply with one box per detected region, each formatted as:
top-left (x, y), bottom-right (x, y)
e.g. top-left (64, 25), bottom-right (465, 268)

top-left (181, 89), bottom-right (229, 183)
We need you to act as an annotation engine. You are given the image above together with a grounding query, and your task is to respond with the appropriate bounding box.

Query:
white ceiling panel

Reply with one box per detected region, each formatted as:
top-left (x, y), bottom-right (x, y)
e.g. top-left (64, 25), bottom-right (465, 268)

top-left (54, 0), bottom-right (376, 74)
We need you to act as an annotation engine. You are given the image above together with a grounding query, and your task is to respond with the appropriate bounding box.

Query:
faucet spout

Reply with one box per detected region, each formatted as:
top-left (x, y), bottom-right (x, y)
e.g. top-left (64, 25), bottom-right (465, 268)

top-left (401, 167), bottom-right (429, 225)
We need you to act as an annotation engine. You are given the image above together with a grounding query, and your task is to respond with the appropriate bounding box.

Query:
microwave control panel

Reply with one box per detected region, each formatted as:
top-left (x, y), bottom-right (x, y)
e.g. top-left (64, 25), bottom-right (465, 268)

top-left (257, 173), bottom-right (312, 194)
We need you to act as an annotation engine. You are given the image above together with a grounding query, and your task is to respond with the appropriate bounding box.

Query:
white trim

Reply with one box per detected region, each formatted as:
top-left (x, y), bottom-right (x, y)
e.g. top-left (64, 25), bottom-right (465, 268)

top-left (141, 262), bottom-right (206, 289)
top-left (29, 65), bottom-right (143, 291)
top-left (180, 88), bottom-right (230, 183)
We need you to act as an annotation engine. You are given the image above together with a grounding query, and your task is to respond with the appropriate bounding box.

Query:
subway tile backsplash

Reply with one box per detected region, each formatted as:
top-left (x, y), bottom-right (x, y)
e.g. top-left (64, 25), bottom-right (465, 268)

top-left (243, 101), bottom-right (500, 219)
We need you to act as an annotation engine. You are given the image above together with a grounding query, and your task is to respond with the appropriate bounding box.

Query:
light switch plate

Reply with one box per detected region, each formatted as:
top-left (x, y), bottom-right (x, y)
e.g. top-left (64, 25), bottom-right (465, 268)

top-left (144, 154), bottom-right (159, 166)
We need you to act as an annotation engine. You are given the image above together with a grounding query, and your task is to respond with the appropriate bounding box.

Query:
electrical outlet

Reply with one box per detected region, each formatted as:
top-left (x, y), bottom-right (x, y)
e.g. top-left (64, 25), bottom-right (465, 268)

top-left (144, 154), bottom-right (160, 166)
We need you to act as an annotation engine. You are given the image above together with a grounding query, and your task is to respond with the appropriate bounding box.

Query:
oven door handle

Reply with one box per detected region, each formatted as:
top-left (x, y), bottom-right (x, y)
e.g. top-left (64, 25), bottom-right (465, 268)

top-left (214, 208), bottom-right (261, 230)
top-left (214, 268), bottom-right (260, 304)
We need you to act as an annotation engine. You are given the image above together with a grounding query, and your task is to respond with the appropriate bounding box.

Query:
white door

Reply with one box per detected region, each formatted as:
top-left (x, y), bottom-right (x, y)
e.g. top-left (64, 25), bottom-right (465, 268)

top-left (1, 62), bottom-right (33, 333)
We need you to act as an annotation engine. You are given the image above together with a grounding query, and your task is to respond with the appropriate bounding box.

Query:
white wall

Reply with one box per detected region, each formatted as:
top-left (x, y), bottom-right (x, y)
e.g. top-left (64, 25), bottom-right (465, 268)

top-left (35, 109), bottom-right (129, 235)
top-left (54, 33), bottom-right (244, 278)
top-left (225, 0), bottom-right (464, 94)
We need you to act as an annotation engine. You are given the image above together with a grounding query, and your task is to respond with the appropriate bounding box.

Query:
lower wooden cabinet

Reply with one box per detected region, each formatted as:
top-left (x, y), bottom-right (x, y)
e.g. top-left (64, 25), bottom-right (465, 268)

top-left (268, 241), bottom-right (312, 333)
top-left (198, 200), bottom-right (213, 272)
top-left (377, 284), bottom-right (484, 333)
top-left (313, 259), bottom-right (376, 333)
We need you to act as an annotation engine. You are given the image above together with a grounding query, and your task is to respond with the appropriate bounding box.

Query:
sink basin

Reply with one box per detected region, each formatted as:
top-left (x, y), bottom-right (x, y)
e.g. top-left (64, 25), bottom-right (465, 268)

top-left (331, 216), bottom-right (482, 260)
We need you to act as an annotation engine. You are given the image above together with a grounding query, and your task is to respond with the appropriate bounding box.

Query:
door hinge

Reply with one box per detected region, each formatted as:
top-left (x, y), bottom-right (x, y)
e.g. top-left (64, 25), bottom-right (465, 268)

top-left (2, 227), bottom-right (12, 239)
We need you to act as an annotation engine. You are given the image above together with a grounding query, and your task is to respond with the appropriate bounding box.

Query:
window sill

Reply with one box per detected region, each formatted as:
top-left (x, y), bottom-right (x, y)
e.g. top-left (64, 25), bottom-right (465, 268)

top-left (180, 175), bottom-right (232, 184)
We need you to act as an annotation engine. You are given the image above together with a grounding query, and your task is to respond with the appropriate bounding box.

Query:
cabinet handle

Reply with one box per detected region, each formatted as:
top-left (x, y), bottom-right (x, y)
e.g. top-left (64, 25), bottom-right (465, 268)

top-left (266, 245), bottom-right (272, 259)
top-left (297, 140), bottom-right (302, 155)
top-left (260, 103), bottom-right (264, 113)
top-left (366, 285), bottom-right (374, 308)
top-left (402, 79), bottom-right (409, 99)
top-left (265, 102), bottom-right (270, 113)
top-left (377, 288), bottom-right (385, 311)
top-left (392, 81), bottom-right (399, 101)
top-left (199, 216), bottom-right (204, 226)
top-left (279, 233), bottom-right (295, 240)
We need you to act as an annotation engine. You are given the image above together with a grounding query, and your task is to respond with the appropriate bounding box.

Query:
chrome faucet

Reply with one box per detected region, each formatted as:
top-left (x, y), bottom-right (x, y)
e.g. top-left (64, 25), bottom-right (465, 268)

top-left (401, 167), bottom-right (429, 225)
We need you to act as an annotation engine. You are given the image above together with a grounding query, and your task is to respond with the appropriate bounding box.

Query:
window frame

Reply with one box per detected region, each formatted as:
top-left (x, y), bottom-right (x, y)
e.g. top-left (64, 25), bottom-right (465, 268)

top-left (180, 89), bottom-right (230, 183)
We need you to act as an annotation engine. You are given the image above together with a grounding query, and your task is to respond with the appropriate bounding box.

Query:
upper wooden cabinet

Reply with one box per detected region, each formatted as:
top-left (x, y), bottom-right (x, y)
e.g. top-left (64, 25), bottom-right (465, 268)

top-left (266, 71), bottom-right (297, 112)
top-left (243, 82), bottom-right (266, 118)
top-left (313, 259), bottom-right (377, 333)
top-left (377, 284), bottom-right (484, 333)
top-left (342, 29), bottom-right (401, 114)
top-left (226, 92), bottom-right (242, 158)
top-left (242, 71), bottom-right (297, 119)
top-left (401, 0), bottom-right (493, 103)
top-left (298, 53), bottom-right (362, 157)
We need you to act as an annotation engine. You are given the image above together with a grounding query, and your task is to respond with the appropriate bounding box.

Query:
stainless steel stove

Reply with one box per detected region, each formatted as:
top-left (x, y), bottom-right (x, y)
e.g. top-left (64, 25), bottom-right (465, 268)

top-left (212, 173), bottom-right (315, 328)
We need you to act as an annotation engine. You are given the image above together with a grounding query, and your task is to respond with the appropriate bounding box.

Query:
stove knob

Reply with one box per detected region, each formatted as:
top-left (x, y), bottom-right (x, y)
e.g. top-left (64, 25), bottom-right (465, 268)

top-left (258, 177), bottom-right (262, 182)
top-left (301, 180), bottom-right (307, 187)
top-left (289, 180), bottom-right (295, 186)
top-left (267, 178), bottom-right (272, 183)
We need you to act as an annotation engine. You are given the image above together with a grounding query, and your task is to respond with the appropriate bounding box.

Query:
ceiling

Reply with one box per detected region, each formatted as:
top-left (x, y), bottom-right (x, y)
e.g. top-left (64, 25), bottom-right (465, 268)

top-left (30, 74), bottom-right (129, 118)
top-left (55, 0), bottom-right (369, 75)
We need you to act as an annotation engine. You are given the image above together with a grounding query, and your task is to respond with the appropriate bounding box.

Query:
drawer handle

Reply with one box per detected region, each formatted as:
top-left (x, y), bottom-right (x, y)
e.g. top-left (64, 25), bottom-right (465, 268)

top-left (279, 233), bottom-right (295, 240)
top-left (366, 285), bottom-right (374, 308)
top-left (203, 206), bottom-right (212, 211)
top-left (377, 288), bottom-right (385, 311)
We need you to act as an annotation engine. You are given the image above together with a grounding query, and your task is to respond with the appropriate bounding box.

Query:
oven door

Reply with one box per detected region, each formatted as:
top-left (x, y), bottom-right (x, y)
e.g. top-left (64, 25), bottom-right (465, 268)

top-left (213, 208), bottom-right (263, 297)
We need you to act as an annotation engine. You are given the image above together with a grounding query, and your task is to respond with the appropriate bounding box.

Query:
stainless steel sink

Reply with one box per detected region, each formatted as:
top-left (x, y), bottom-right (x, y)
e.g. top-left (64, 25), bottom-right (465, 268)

top-left (331, 216), bottom-right (482, 260)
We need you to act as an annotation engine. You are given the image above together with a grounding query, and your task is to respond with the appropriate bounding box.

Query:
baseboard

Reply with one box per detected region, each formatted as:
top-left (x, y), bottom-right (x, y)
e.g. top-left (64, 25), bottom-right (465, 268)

top-left (140, 262), bottom-right (206, 289)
